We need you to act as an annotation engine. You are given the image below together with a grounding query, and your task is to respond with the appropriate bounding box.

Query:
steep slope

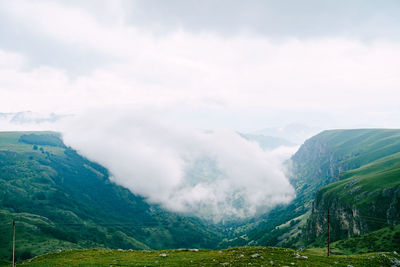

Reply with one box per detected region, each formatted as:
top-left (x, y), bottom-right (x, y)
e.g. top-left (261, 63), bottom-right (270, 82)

top-left (332, 224), bottom-right (400, 254)
top-left (291, 129), bottom-right (400, 194)
top-left (0, 132), bottom-right (222, 261)
top-left (237, 129), bottom-right (400, 249)
top-left (306, 151), bottom-right (400, 245)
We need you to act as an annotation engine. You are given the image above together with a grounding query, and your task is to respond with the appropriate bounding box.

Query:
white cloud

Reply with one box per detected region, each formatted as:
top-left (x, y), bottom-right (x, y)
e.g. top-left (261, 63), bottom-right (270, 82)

top-left (0, 50), bottom-right (25, 69)
top-left (54, 108), bottom-right (295, 221)
top-left (0, 110), bottom-right (296, 220)
top-left (0, 1), bottom-right (400, 118)
top-left (1, 37), bottom-right (400, 115)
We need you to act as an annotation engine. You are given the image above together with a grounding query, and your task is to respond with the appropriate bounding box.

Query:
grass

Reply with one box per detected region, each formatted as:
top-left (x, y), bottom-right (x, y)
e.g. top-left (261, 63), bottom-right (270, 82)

top-left (0, 132), bottom-right (65, 155)
top-left (316, 151), bottom-right (400, 209)
top-left (331, 224), bottom-right (400, 254)
top-left (7, 247), bottom-right (399, 267)
top-left (0, 210), bottom-right (86, 261)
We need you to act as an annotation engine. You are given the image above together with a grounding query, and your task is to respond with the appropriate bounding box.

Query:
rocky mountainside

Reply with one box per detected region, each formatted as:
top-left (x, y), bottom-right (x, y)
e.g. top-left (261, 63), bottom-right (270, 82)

top-left (291, 129), bottom-right (400, 197)
top-left (294, 129), bottom-right (400, 246)
top-left (305, 150), bottom-right (400, 246)
top-left (238, 129), bottom-right (400, 250)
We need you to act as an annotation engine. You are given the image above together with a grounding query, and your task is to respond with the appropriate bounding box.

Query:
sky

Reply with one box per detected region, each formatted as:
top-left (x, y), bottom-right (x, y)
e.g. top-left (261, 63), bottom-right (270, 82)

top-left (1, 0), bottom-right (400, 220)
top-left (0, 0), bottom-right (400, 131)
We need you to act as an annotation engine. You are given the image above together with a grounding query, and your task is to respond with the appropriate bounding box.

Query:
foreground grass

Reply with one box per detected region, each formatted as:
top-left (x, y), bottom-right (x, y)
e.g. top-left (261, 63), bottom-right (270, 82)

top-left (10, 246), bottom-right (400, 266)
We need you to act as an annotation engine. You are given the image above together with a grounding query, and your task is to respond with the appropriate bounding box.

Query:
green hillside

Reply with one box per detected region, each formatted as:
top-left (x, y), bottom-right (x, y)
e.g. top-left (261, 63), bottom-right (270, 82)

top-left (332, 224), bottom-right (400, 254)
top-left (240, 129), bottom-right (400, 250)
top-left (0, 132), bottom-right (222, 261)
top-left (4, 247), bottom-right (400, 267)
top-left (292, 128), bottom-right (400, 196)
top-left (317, 151), bottom-right (400, 208)
top-left (303, 130), bottom-right (400, 246)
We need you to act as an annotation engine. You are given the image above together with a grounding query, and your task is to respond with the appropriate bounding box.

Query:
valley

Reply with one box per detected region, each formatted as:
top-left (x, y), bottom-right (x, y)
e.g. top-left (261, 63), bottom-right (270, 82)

top-left (1, 129), bottom-right (400, 266)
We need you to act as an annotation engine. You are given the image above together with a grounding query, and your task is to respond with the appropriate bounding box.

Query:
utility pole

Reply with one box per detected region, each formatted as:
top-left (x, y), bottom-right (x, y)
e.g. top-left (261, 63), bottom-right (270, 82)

top-left (12, 220), bottom-right (15, 267)
top-left (327, 210), bottom-right (330, 257)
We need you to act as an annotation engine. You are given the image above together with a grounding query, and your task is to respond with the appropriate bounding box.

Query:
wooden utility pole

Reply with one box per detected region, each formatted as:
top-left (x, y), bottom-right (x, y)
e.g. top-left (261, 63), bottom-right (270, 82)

top-left (12, 220), bottom-right (15, 267)
top-left (327, 210), bottom-right (330, 257)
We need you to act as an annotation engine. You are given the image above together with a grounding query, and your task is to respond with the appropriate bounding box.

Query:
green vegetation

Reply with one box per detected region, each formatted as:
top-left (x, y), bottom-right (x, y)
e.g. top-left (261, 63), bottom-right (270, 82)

top-left (203, 129), bottom-right (400, 252)
top-left (0, 132), bottom-right (65, 154)
top-left (303, 129), bottom-right (400, 246)
top-left (0, 132), bottom-right (222, 261)
top-left (332, 224), bottom-right (400, 254)
top-left (293, 128), bottom-right (400, 193)
top-left (316, 151), bottom-right (400, 208)
top-left (1, 129), bottom-right (400, 264)
top-left (7, 247), bottom-right (400, 267)
top-left (19, 133), bottom-right (66, 148)
top-left (308, 153), bottom-right (400, 245)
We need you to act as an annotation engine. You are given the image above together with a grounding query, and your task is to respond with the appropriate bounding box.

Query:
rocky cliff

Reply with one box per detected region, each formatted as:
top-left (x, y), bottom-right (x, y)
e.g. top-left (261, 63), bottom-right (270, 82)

top-left (301, 130), bottom-right (400, 245)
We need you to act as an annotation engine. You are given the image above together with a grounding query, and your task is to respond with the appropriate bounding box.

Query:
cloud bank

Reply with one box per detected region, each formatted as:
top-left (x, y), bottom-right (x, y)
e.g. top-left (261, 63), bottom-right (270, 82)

top-left (59, 109), bottom-right (295, 221)
top-left (0, 110), bottom-right (296, 221)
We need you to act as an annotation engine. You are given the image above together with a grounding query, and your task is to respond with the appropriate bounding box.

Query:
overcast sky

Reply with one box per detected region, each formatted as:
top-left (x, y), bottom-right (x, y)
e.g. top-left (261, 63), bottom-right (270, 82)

top-left (1, 0), bottom-right (400, 131)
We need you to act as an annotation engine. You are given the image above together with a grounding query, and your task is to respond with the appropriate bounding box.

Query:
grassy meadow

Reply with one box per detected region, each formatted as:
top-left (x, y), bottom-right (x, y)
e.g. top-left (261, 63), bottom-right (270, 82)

top-left (0, 247), bottom-right (397, 267)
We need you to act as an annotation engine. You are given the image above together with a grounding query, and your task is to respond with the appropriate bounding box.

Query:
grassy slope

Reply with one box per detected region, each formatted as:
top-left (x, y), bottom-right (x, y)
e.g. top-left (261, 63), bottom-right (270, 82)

top-left (332, 224), bottom-right (400, 254)
top-left (0, 132), bottom-right (222, 261)
top-left (294, 128), bottom-right (400, 183)
top-left (0, 131), bottom-right (65, 154)
top-left (305, 129), bottom-right (400, 247)
top-left (309, 152), bottom-right (400, 246)
top-left (5, 247), bottom-right (400, 267)
top-left (293, 129), bottom-right (400, 197)
top-left (0, 210), bottom-right (87, 261)
top-left (317, 151), bottom-right (400, 207)
top-left (247, 129), bottom-right (400, 249)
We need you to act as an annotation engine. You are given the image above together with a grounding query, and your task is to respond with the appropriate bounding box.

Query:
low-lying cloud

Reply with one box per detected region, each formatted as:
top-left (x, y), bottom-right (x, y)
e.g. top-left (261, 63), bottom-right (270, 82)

top-left (59, 109), bottom-right (295, 221)
top-left (0, 109), bottom-right (296, 221)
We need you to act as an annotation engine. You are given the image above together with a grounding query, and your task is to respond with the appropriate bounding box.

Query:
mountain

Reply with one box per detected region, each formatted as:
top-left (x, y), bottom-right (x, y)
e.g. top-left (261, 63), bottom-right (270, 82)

top-left (240, 133), bottom-right (295, 150)
top-left (0, 132), bottom-right (222, 261)
top-left (231, 129), bottom-right (400, 251)
top-left (0, 111), bottom-right (64, 125)
top-left (303, 129), bottom-right (400, 246)
top-left (251, 123), bottom-right (320, 144)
